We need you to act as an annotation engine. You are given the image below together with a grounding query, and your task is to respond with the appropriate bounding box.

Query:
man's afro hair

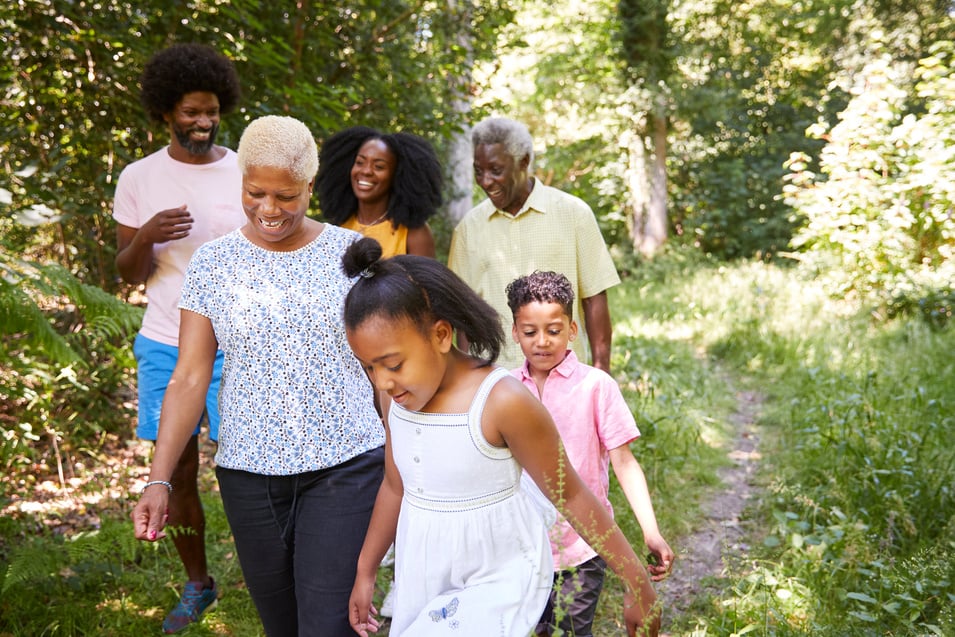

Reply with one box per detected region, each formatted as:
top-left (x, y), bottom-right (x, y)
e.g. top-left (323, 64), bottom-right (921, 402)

top-left (139, 43), bottom-right (241, 123)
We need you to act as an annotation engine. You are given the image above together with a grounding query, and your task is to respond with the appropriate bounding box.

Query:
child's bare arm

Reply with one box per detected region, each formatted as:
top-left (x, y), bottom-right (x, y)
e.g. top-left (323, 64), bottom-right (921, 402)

top-left (487, 379), bottom-right (661, 636)
top-left (609, 445), bottom-right (674, 581)
top-left (350, 418), bottom-right (402, 635)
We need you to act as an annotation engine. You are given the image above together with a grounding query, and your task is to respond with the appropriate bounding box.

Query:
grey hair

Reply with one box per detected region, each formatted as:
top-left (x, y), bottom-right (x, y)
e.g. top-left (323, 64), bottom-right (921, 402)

top-left (471, 117), bottom-right (534, 170)
top-left (237, 115), bottom-right (319, 182)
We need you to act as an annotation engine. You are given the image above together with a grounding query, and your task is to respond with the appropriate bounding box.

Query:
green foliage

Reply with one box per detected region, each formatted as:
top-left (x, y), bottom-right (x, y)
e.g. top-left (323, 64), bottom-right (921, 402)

top-left (666, 0), bottom-right (851, 259)
top-left (2, 252), bottom-right (954, 635)
top-left (0, 1), bottom-right (516, 294)
top-left (887, 284), bottom-right (955, 329)
top-left (0, 247), bottom-right (142, 472)
top-left (0, 496), bottom-right (263, 636)
top-left (672, 257), bottom-right (955, 636)
top-left (786, 41), bottom-right (955, 318)
top-left (0, 0), bottom-right (516, 504)
top-left (618, 0), bottom-right (672, 84)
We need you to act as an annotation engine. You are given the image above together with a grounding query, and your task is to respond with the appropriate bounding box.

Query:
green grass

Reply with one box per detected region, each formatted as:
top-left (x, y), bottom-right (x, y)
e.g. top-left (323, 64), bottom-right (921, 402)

top-left (2, 249), bottom-right (953, 635)
top-left (0, 491), bottom-right (260, 636)
top-left (600, 252), bottom-right (955, 636)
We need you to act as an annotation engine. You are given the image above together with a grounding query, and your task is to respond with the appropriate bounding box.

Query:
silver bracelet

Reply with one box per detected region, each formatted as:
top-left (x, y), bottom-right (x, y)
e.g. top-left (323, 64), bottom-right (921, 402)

top-left (141, 480), bottom-right (173, 494)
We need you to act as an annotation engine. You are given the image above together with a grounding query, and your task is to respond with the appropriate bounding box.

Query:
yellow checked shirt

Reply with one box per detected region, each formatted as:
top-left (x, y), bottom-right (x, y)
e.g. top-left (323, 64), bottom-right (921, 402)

top-left (448, 180), bottom-right (620, 369)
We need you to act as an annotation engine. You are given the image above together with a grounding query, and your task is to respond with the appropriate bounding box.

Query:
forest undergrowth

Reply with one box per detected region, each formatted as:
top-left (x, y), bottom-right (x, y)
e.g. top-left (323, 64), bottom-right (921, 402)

top-left (1, 252), bottom-right (953, 636)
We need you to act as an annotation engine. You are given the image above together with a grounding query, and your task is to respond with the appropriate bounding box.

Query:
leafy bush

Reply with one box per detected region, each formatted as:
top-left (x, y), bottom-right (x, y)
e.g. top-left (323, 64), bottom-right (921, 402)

top-left (785, 42), bottom-right (955, 324)
top-left (715, 303), bottom-right (955, 634)
top-left (0, 250), bottom-right (141, 474)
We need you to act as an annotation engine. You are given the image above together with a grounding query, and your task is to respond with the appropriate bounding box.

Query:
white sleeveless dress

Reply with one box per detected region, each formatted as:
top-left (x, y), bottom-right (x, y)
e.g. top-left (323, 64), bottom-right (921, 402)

top-left (388, 367), bottom-right (554, 636)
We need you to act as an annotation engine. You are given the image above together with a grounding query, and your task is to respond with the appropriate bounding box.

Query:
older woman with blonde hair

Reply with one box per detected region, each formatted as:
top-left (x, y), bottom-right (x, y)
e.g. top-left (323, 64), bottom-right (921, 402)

top-left (133, 115), bottom-right (386, 636)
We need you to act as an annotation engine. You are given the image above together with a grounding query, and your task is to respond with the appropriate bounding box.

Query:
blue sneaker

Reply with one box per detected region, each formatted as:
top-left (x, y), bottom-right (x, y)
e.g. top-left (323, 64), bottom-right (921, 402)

top-left (162, 578), bottom-right (218, 634)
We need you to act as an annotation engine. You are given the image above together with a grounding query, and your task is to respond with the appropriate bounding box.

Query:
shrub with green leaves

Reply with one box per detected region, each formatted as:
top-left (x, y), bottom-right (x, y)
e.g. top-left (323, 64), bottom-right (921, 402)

top-left (785, 42), bottom-right (955, 325)
top-left (0, 249), bottom-right (142, 473)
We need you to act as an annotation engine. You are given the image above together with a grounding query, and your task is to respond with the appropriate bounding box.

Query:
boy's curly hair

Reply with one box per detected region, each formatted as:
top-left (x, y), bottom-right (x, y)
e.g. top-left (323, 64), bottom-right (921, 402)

top-left (139, 43), bottom-right (241, 123)
top-left (505, 271), bottom-right (575, 320)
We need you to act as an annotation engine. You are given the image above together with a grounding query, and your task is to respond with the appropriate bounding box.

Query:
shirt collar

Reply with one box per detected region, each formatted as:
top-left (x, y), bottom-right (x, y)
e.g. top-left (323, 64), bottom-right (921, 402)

top-left (518, 349), bottom-right (579, 381)
top-left (487, 178), bottom-right (545, 220)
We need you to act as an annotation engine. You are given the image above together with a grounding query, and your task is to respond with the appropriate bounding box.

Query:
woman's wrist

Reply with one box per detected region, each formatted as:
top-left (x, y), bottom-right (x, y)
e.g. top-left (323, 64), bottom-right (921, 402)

top-left (141, 480), bottom-right (173, 494)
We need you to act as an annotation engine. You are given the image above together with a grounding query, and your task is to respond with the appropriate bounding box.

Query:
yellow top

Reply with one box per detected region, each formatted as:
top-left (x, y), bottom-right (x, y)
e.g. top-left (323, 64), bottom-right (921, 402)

top-left (342, 214), bottom-right (408, 258)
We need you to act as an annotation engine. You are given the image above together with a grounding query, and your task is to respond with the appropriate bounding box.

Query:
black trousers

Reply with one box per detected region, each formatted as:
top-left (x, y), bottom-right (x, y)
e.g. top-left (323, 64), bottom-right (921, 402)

top-left (217, 447), bottom-right (385, 637)
top-left (535, 555), bottom-right (608, 637)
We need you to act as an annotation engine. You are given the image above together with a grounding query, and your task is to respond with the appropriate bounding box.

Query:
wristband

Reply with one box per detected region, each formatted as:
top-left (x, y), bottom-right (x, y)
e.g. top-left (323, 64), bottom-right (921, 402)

top-left (141, 480), bottom-right (173, 494)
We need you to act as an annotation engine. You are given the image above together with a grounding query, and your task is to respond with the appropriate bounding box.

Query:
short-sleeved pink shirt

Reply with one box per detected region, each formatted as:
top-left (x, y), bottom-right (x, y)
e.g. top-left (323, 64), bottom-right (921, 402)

top-left (512, 350), bottom-right (640, 569)
top-left (113, 147), bottom-right (245, 346)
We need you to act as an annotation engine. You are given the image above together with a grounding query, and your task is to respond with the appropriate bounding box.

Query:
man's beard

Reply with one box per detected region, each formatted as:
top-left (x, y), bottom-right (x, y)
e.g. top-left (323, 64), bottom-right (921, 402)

top-left (173, 122), bottom-right (219, 156)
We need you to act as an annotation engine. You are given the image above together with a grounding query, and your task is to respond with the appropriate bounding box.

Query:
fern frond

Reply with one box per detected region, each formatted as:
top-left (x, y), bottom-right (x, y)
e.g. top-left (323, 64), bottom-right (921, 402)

top-left (0, 275), bottom-right (82, 366)
top-left (65, 523), bottom-right (140, 567)
top-left (1, 543), bottom-right (61, 595)
top-left (35, 261), bottom-right (143, 335)
top-left (0, 250), bottom-right (142, 365)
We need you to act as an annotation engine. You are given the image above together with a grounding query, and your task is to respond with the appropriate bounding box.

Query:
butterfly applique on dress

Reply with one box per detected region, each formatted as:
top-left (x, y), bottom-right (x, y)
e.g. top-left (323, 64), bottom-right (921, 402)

top-left (428, 596), bottom-right (459, 628)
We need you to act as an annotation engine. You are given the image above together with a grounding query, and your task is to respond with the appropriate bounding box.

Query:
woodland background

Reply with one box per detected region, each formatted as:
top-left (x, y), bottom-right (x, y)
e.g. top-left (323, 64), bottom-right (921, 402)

top-left (1, 1), bottom-right (953, 635)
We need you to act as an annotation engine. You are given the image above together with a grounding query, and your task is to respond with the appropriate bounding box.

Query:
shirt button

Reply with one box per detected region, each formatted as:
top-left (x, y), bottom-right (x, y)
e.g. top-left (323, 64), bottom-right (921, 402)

top-left (416, 428), bottom-right (422, 434)
top-left (417, 487), bottom-right (424, 493)
top-left (413, 456), bottom-right (420, 463)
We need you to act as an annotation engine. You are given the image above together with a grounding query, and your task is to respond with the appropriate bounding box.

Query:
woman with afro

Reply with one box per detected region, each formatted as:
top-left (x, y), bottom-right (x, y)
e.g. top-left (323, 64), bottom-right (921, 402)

top-left (316, 127), bottom-right (443, 258)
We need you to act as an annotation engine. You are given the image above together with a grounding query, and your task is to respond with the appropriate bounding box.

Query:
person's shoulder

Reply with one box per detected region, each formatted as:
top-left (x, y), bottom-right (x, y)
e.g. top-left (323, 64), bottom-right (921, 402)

top-left (462, 199), bottom-right (495, 223)
top-left (530, 182), bottom-right (592, 216)
top-left (563, 357), bottom-right (614, 389)
top-left (580, 357), bottom-right (617, 380)
top-left (185, 231), bottom-right (239, 273)
top-left (486, 370), bottom-right (536, 408)
top-left (324, 222), bottom-right (362, 242)
top-left (213, 147), bottom-right (239, 166)
top-left (118, 147), bottom-right (170, 177)
top-left (319, 222), bottom-right (364, 252)
top-left (547, 184), bottom-right (591, 211)
top-left (198, 228), bottom-right (243, 255)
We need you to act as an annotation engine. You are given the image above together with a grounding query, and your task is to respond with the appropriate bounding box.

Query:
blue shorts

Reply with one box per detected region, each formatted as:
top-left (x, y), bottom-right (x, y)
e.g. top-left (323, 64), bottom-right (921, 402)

top-left (133, 333), bottom-right (225, 442)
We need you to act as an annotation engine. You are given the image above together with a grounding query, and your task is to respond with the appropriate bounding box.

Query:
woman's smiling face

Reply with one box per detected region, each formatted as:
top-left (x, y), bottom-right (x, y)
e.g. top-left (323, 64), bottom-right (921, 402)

top-left (351, 138), bottom-right (396, 209)
top-left (241, 165), bottom-right (313, 249)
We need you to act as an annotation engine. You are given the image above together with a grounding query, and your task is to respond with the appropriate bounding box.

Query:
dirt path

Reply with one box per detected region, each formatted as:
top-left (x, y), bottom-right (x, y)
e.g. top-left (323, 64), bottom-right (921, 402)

top-left (655, 389), bottom-right (763, 635)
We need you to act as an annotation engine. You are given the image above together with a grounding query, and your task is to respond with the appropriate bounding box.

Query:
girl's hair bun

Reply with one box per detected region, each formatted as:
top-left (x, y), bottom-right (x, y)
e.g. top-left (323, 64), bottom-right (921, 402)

top-left (342, 237), bottom-right (384, 279)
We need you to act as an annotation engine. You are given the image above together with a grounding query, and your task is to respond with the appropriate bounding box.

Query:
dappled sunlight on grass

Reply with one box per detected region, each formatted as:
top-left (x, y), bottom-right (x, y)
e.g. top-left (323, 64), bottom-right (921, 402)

top-left (605, 252), bottom-right (955, 635)
top-left (95, 595), bottom-right (160, 618)
top-left (711, 564), bottom-right (814, 633)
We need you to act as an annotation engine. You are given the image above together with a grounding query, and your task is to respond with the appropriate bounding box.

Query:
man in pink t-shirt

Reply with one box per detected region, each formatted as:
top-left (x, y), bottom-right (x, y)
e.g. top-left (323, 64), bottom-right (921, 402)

top-left (506, 271), bottom-right (675, 637)
top-left (112, 43), bottom-right (244, 634)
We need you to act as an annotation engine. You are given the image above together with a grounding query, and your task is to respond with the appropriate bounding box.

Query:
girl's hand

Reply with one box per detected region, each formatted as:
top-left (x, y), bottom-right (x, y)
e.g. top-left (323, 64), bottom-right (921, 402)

top-left (349, 573), bottom-right (380, 636)
top-left (624, 590), bottom-right (661, 637)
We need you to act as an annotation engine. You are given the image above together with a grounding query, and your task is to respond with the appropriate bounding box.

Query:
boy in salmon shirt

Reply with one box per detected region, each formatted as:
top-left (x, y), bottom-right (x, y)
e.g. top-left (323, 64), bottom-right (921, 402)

top-left (506, 270), bottom-right (674, 637)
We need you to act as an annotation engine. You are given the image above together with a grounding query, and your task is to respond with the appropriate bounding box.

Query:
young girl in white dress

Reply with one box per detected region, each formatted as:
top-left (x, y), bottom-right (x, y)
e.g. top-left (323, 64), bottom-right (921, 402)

top-left (342, 237), bottom-right (661, 637)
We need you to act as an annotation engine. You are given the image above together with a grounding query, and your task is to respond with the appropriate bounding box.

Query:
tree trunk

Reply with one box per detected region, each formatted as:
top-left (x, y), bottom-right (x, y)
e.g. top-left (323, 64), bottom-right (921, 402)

top-left (626, 105), bottom-right (668, 257)
top-left (643, 104), bottom-right (668, 256)
top-left (446, 0), bottom-right (475, 225)
top-left (624, 124), bottom-right (650, 252)
top-left (447, 127), bottom-right (473, 224)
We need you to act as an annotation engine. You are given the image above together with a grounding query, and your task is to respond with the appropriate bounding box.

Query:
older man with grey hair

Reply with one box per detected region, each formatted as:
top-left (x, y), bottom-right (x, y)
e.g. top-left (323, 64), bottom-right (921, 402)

top-left (448, 116), bottom-right (620, 372)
